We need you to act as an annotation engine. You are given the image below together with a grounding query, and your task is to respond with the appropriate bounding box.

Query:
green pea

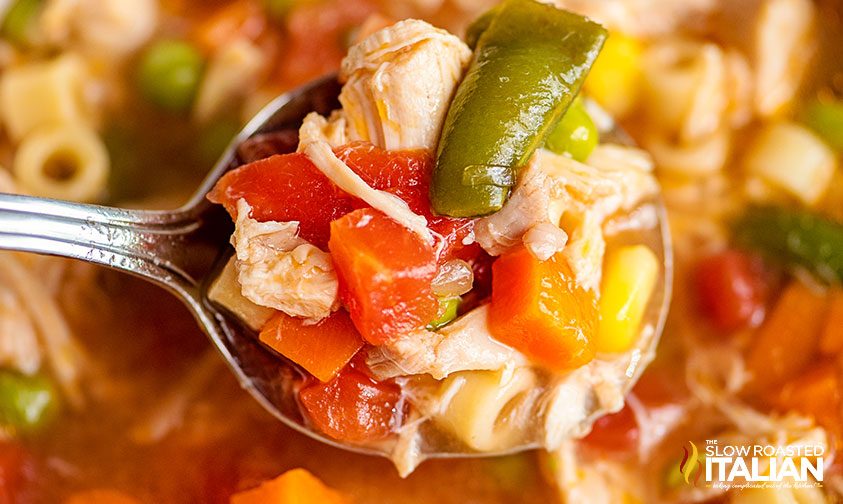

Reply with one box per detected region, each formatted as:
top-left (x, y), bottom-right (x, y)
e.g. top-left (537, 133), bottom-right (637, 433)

top-left (544, 99), bottom-right (598, 162)
top-left (0, 371), bottom-right (57, 434)
top-left (197, 118), bottom-right (240, 166)
top-left (1, 0), bottom-right (43, 47)
top-left (802, 99), bottom-right (843, 153)
top-left (427, 297), bottom-right (461, 330)
top-left (137, 40), bottom-right (205, 113)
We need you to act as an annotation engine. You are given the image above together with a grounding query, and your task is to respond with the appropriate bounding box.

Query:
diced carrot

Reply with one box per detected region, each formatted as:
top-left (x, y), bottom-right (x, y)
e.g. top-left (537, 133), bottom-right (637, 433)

top-left (259, 311), bottom-right (364, 382)
top-left (488, 247), bottom-right (598, 372)
top-left (328, 208), bottom-right (438, 345)
top-left (64, 490), bottom-right (141, 504)
top-left (230, 468), bottom-right (349, 504)
top-left (820, 289), bottom-right (843, 356)
top-left (193, 0), bottom-right (267, 53)
top-left (746, 281), bottom-right (828, 390)
top-left (299, 364), bottom-right (403, 443)
top-left (775, 363), bottom-right (842, 435)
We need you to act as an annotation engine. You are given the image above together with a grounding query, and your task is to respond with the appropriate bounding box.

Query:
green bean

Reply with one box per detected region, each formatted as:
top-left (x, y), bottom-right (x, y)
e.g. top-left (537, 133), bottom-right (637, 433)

top-left (464, 5), bottom-right (500, 50)
top-left (802, 99), bottom-right (843, 153)
top-left (732, 205), bottom-right (843, 284)
top-left (544, 99), bottom-right (598, 162)
top-left (1, 0), bottom-right (42, 46)
top-left (0, 370), bottom-right (57, 433)
top-left (137, 40), bottom-right (205, 113)
top-left (427, 297), bottom-right (461, 330)
top-left (431, 0), bottom-right (607, 217)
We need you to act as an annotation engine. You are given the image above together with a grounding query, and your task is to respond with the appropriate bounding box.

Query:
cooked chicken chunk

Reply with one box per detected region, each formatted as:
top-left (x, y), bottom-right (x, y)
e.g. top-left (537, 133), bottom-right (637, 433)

top-left (366, 306), bottom-right (526, 380)
top-left (0, 286), bottom-right (42, 375)
top-left (231, 199), bottom-right (339, 322)
top-left (475, 145), bottom-right (657, 290)
top-left (339, 19), bottom-right (472, 151)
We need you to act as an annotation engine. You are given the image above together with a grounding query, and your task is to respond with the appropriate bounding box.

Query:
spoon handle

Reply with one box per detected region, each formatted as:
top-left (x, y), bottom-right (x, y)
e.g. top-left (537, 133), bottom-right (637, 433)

top-left (0, 192), bottom-right (231, 295)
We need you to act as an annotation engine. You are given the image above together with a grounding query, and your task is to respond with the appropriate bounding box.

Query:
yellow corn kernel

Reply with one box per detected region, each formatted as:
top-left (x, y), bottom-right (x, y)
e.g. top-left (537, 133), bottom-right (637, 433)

top-left (584, 33), bottom-right (642, 119)
top-left (596, 245), bottom-right (659, 353)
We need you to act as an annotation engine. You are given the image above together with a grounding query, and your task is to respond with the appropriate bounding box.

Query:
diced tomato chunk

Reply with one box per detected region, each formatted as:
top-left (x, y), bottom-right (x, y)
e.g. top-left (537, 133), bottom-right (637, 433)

top-left (336, 143), bottom-right (477, 262)
top-left (0, 442), bottom-right (34, 504)
top-left (695, 250), bottom-right (768, 332)
top-left (207, 153), bottom-right (355, 248)
top-left (582, 403), bottom-right (640, 453)
top-left (275, 0), bottom-right (377, 88)
top-left (299, 365), bottom-right (403, 443)
top-left (328, 208), bottom-right (438, 344)
top-left (259, 311), bottom-right (364, 382)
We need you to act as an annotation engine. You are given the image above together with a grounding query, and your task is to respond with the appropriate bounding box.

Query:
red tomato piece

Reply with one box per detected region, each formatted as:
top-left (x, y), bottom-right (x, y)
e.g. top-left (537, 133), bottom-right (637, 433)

top-left (329, 208), bottom-right (438, 344)
top-left (336, 143), bottom-right (476, 262)
top-left (207, 153), bottom-right (355, 248)
top-left (0, 442), bottom-right (35, 504)
top-left (695, 250), bottom-right (768, 332)
top-left (299, 366), bottom-right (403, 443)
top-left (581, 403), bottom-right (640, 453)
top-left (276, 0), bottom-right (377, 88)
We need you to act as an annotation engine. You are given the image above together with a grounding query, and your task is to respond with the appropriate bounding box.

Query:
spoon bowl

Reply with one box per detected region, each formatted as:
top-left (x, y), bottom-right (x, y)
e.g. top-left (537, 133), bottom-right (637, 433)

top-left (0, 75), bottom-right (672, 465)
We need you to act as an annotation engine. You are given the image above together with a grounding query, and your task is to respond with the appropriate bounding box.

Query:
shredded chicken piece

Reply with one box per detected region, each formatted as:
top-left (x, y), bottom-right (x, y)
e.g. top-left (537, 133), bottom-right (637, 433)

top-left (339, 19), bottom-right (471, 151)
top-left (475, 145), bottom-right (657, 290)
top-left (0, 253), bottom-right (86, 407)
top-left (130, 350), bottom-right (222, 444)
top-left (232, 199), bottom-right (339, 322)
top-left (0, 287), bottom-right (42, 375)
top-left (299, 112), bottom-right (433, 243)
top-left (298, 112), bottom-right (350, 150)
top-left (366, 306), bottom-right (526, 380)
top-left (193, 37), bottom-right (266, 123)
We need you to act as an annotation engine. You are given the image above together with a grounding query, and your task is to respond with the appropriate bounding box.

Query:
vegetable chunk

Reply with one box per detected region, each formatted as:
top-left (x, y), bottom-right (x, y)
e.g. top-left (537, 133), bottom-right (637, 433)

top-left (299, 365), bottom-right (403, 443)
top-left (328, 208), bottom-right (438, 345)
top-left (432, 0), bottom-right (607, 217)
top-left (208, 153), bottom-right (355, 248)
top-left (259, 311), bottom-right (364, 382)
top-left (230, 468), bottom-right (349, 504)
top-left (488, 247), bottom-right (597, 371)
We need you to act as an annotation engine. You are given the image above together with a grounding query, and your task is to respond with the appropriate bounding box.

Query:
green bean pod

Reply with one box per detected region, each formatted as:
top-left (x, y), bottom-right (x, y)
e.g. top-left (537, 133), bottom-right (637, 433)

top-left (431, 0), bottom-right (607, 217)
top-left (732, 205), bottom-right (843, 284)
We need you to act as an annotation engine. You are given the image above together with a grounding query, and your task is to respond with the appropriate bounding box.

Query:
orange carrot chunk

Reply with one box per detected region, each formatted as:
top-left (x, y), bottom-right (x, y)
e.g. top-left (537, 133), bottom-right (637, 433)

top-left (820, 289), bottom-right (843, 356)
top-left (328, 208), bottom-right (438, 345)
top-left (746, 280), bottom-right (828, 390)
top-left (775, 363), bottom-right (842, 436)
top-left (259, 311), bottom-right (364, 382)
top-left (230, 468), bottom-right (350, 504)
top-left (488, 247), bottom-right (598, 372)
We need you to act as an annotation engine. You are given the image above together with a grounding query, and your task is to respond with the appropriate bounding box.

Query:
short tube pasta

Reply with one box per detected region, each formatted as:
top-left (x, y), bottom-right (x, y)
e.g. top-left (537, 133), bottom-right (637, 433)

top-left (434, 367), bottom-right (536, 451)
top-left (0, 55), bottom-right (92, 142)
top-left (12, 124), bottom-right (109, 202)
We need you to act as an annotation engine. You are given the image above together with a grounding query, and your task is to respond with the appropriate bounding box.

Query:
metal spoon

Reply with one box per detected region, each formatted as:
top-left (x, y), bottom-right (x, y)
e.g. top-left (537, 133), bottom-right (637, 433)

top-left (0, 75), bottom-right (672, 465)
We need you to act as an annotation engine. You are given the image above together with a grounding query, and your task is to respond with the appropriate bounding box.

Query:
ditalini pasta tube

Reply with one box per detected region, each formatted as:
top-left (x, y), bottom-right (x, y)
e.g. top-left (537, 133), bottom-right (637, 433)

top-left (13, 124), bottom-right (109, 202)
top-left (434, 367), bottom-right (536, 451)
